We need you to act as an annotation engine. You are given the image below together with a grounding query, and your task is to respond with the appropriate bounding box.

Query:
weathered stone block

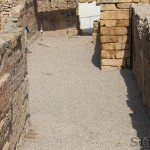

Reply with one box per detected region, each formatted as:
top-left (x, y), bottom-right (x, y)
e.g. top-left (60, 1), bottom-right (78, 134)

top-left (101, 4), bottom-right (117, 11)
top-left (117, 3), bottom-right (131, 9)
top-left (101, 27), bottom-right (128, 35)
top-left (101, 58), bottom-right (126, 67)
top-left (101, 10), bottom-right (129, 20)
top-left (117, 35), bottom-right (129, 43)
top-left (101, 42), bottom-right (129, 50)
top-left (101, 50), bottom-right (116, 59)
top-left (116, 50), bottom-right (130, 58)
top-left (101, 36), bottom-right (118, 43)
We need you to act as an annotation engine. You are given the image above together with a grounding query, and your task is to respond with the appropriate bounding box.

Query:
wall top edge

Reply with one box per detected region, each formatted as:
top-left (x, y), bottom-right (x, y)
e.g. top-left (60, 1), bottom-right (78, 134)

top-left (101, 0), bottom-right (132, 3)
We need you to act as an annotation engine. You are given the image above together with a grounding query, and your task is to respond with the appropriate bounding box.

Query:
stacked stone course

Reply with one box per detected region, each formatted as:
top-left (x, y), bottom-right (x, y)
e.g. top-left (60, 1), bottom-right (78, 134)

top-left (0, 28), bottom-right (29, 150)
top-left (37, 0), bottom-right (78, 36)
top-left (132, 4), bottom-right (150, 112)
top-left (0, 0), bottom-right (18, 30)
top-left (0, 0), bottom-right (38, 38)
top-left (100, 0), bottom-right (149, 69)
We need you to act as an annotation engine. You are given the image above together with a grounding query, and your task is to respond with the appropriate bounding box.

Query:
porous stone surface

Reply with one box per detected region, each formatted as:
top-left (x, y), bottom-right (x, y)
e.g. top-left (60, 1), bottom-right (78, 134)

top-left (20, 36), bottom-right (150, 150)
top-left (0, 0), bottom-right (38, 38)
top-left (132, 4), bottom-right (150, 114)
top-left (100, 0), bottom-right (150, 68)
top-left (37, 0), bottom-right (78, 36)
top-left (0, 0), bottom-right (18, 30)
top-left (0, 28), bottom-right (29, 150)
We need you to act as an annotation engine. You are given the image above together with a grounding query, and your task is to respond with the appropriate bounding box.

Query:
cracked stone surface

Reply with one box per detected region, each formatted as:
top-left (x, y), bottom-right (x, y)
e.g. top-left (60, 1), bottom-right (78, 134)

top-left (20, 36), bottom-right (150, 150)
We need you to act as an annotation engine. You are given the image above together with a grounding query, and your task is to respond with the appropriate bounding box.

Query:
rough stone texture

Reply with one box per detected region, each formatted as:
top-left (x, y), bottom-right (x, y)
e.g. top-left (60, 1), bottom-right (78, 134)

top-left (100, 0), bottom-right (150, 69)
top-left (0, 0), bottom-right (38, 38)
top-left (0, 28), bottom-right (29, 150)
top-left (36, 0), bottom-right (78, 36)
top-left (0, 0), bottom-right (18, 30)
top-left (12, 0), bottom-right (38, 38)
top-left (132, 4), bottom-right (150, 114)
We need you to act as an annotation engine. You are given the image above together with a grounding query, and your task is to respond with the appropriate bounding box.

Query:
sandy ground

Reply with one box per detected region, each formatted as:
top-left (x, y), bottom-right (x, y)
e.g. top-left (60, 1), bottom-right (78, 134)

top-left (20, 36), bottom-right (150, 150)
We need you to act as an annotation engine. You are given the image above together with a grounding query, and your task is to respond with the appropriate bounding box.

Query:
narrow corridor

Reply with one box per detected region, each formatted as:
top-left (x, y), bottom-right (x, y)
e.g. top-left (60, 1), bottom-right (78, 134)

top-left (21, 36), bottom-right (150, 150)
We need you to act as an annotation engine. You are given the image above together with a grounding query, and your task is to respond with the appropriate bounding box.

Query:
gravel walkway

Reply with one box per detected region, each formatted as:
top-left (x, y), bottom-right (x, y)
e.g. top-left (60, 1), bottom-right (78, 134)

top-left (20, 36), bottom-right (150, 150)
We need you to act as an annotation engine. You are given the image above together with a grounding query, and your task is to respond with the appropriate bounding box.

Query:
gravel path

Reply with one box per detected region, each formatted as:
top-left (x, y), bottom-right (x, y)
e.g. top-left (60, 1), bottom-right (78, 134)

top-left (20, 36), bottom-right (150, 150)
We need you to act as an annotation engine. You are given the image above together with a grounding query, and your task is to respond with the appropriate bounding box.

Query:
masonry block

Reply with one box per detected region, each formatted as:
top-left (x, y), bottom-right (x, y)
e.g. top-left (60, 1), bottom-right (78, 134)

top-left (101, 10), bottom-right (129, 20)
top-left (101, 27), bottom-right (128, 35)
top-left (101, 59), bottom-right (126, 67)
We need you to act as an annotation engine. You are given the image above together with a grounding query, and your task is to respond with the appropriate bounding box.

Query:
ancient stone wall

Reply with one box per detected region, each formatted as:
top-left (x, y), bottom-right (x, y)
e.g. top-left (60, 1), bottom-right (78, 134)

top-left (37, 0), bottom-right (78, 36)
top-left (0, 28), bottom-right (28, 150)
top-left (11, 0), bottom-right (38, 38)
top-left (0, 0), bottom-right (19, 30)
top-left (79, 0), bottom-right (101, 4)
top-left (100, 0), bottom-right (149, 69)
top-left (132, 4), bottom-right (150, 112)
top-left (0, 0), bottom-right (38, 38)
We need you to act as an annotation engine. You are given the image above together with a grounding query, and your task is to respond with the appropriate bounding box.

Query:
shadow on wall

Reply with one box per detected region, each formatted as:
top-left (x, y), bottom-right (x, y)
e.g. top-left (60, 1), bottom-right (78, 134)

top-left (80, 28), bottom-right (93, 35)
top-left (33, 0), bottom-right (77, 32)
top-left (120, 69), bottom-right (150, 150)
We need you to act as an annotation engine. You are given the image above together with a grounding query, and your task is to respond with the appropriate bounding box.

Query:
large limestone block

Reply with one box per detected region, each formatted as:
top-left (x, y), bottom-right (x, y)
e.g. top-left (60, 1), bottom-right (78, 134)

top-left (101, 4), bottom-right (117, 11)
top-left (101, 20), bottom-right (117, 27)
top-left (101, 50), bottom-right (116, 59)
top-left (117, 35), bottom-right (129, 43)
top-left (101, 42), bottom-right (129, 50)
top-left (101, 10), bottom-right (129, 20)
top-left (100, 20), bottom-right (129, 27)
top-left (101, 36), bottom-right (118, 43)
top-left (101, 58), bottom-right (126, 67)
top-left (118, 20), bottom-right (130, 27)
top-left (101, 27), bottom-right (128, 35)
top-left (117, 3), bottom-right (131, 9)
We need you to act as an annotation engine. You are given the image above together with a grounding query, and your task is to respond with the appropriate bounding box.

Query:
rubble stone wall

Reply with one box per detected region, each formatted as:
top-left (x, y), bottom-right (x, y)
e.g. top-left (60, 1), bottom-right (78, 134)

top-left (132, 4), bottom-right (150, 112)
top-left (0, 0), bottom-right (19, 30)
top-left (37, 0), bottom-right (78, 36)
top-left (0, 0), bottom-right (38, 38)
top-left (12, 0), bottom-right (38, 38)
top-left (0, 28), bottom-right (28, 150)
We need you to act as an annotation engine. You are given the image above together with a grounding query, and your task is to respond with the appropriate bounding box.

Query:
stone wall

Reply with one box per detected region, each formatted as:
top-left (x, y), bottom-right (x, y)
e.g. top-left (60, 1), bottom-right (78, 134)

top-left (0, 0), bottom-right (38, 38)
top-left (0, 1), bottom-right (33, 149)
top-left (79, 0), bottom-right (101, 4)
top-left (0, 0), bottom-right (19, 30)
top-left (0, 3), bottom-right (36, 148)
top-left (132, 4), bottom-right (150, 112)
top-left (0, 28), bottom-right (29, 150)
top-left (100, 0), bottom-right (149, 69)
top-left (37, 0), bottom-right (78, 36)
top-left (92, 20), bottom-right (100, 44)
top-left (11, 0), bottom-right (38, 38)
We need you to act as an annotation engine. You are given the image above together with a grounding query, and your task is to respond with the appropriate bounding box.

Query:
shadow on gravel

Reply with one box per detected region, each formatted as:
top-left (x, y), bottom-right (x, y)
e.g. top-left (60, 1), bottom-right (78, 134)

top-left (91, 31), bottom-right (100, 68)
top-left (120, 69), bottom-right (150, 150)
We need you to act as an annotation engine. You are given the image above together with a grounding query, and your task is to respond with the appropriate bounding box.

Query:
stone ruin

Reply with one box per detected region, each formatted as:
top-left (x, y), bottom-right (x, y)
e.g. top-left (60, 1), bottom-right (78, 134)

top-left (0, 0), bottom-right (150, 149)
